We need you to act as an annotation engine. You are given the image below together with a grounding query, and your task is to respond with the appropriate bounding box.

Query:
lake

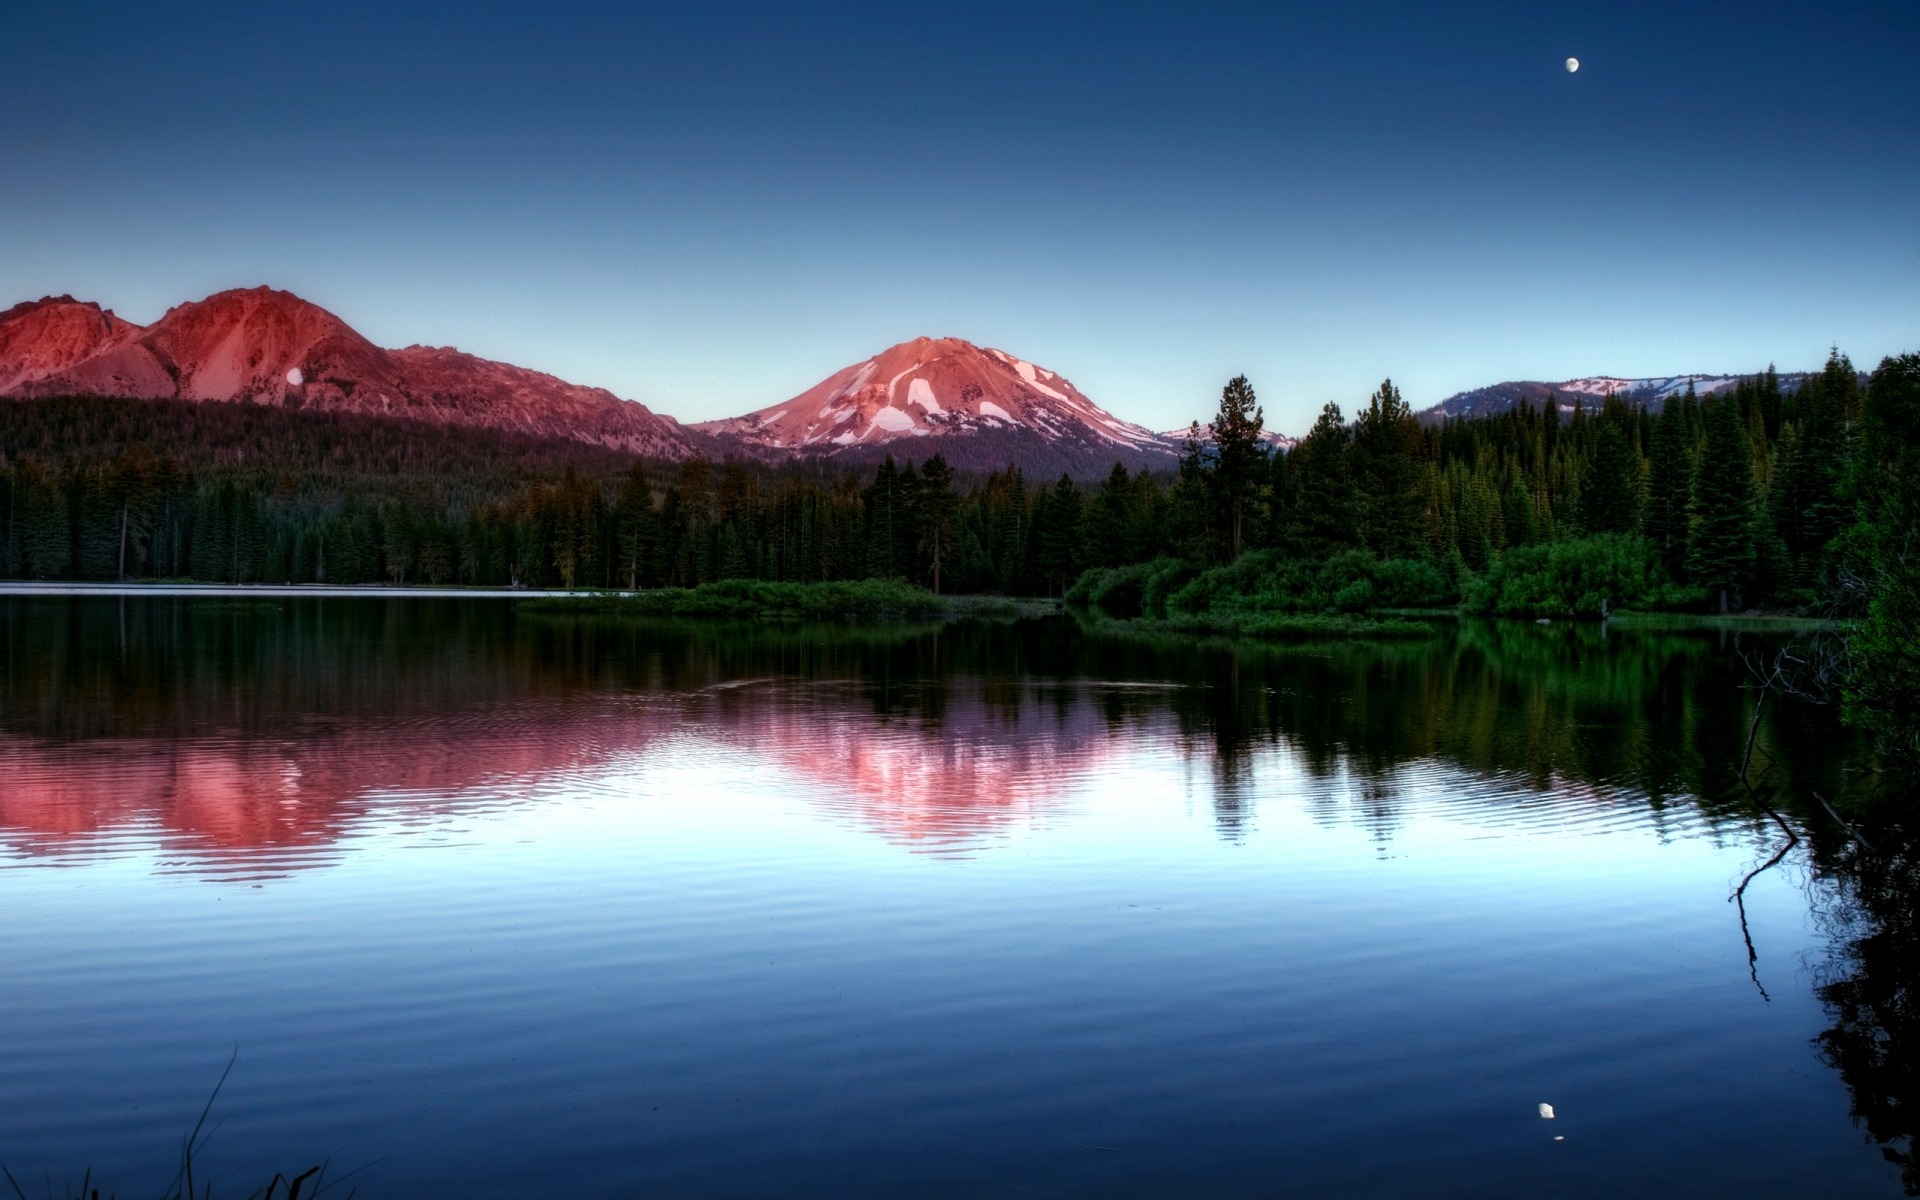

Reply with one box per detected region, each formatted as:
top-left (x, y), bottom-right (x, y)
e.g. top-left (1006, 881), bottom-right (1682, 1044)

top-left (0, 597), bottom-right (1909, 1197)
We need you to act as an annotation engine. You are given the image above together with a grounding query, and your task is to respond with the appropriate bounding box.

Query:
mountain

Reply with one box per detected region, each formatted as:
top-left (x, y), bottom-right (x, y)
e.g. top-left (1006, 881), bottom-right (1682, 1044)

top-left (0, 296), bottom-right (157, 396)
top-left (1159, 423), bottom-right (1296, 453)
top-left (1418, 373), bottom-right (1807, 423)
top-left (694, 336), bottom-right (1178, 476)
top-left (0, 288), bottom-right (706, 459)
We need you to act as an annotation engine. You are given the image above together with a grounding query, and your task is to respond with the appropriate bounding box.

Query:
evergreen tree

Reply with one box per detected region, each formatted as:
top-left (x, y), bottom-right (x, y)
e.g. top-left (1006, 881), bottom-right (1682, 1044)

top-left (1037, 474), bottom-right (1083, 594)
top-left (1643, 400), bottom-right (1691, 574)
top-left (1208, 375), bottom-right (1269, 561)
top-left (1288, 403), bottom-right (1355, 556)
top-left (1352, 379), bottom-right (1426, 559)
top-left (917, 454), bottom-right (959, 593)
top-left (1580, 415), bottom-right (1640, 535)
top-left (613, 463), bottom-right (653, 589)
top-left (1502, 475), bottom-right (1536, 549)
top-left (1844, 353), bottom-right (1920, 759)
top-left (864, 456), bottom-right (902, 579)
top-left (1774, 352), bottom-right (1856, 582)
top-left (1688, 397), bottom-right (1758, 612)
top-left (11, 458), bottom-right (67, 579)
top-left (1167, 424), bottom-right (1219, 563)
top-left (1085, 464), bottom-right (1136, 568)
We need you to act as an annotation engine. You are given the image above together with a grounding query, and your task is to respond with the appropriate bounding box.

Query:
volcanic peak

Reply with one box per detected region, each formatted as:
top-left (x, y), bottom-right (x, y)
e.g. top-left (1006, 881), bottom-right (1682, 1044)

top-left (697, 335), bottom-right (1174, 472)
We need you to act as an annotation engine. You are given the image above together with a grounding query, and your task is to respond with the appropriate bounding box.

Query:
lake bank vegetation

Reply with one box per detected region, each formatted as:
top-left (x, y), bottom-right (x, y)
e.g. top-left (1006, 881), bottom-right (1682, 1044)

top-left (1080, 353), bottom-right (1918, 757)
top-left (0, 349), bottom-right (1912, 739)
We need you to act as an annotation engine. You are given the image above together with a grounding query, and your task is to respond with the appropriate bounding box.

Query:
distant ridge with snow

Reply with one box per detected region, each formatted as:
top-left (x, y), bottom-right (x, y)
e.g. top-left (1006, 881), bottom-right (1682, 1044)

top-left (1158, 423), bottom-right (1296, 453)
top-left (1418, 372), bottom-right (1810, 423)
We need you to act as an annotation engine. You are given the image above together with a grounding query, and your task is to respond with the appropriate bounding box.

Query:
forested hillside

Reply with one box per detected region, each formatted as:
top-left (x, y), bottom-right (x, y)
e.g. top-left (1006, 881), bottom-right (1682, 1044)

top-left (0, 349), bottom-right (1909, 627)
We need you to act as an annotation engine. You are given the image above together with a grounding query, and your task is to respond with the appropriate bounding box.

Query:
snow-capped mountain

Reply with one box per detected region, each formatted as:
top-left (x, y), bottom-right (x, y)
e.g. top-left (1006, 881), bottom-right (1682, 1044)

top-left (1419, 372), bottom-right (1805, 423)
top-left (695, 336), bottom-right (1178, 475)
top-left (1158, 424), bottom-right (1296, 453)
top-left (0, 289), bottom-right (707, 458)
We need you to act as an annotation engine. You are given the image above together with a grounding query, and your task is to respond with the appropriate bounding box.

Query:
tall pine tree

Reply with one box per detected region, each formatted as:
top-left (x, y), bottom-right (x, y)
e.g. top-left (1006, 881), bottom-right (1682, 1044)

top-left (1643, 399), bottom-right (1692, 575)
top-left (1688, 396), bottom-right (1758, 612)
top-left (1208, 375), bottom-right (1269, 562)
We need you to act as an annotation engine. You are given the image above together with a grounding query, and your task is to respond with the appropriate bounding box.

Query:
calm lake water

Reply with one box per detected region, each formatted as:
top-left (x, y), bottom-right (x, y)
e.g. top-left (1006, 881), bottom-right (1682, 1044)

top-left (0, 598), bottom-right (1909, 1197)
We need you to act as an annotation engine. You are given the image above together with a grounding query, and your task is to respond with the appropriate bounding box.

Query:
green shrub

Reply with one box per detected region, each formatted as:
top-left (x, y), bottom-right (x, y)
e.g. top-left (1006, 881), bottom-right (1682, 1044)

top-left (1463, 534), bottom-right (1707, 618)
top-left (1371, 557), bottom-right (1453, 607)
top-left (1138, 557), bottom-right (1204, 617)
top-left (1166, 549), bottom-right (1454, 617)
top-left (1088, 560), bottom-right (1157, 616)
top-left (1063, 567), bottom-right (1110, 606)
top-left (1068, 558), bottom-right (1201, 618)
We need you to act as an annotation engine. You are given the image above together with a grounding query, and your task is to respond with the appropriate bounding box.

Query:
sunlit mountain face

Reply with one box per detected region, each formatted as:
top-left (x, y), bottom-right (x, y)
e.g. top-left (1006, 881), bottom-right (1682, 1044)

top-left (694, 336), bottom-right (1178, 475)
top-left (0, 289), bottom-right (706, 458)
top-left (0, 596), bottom-right (1863, 878)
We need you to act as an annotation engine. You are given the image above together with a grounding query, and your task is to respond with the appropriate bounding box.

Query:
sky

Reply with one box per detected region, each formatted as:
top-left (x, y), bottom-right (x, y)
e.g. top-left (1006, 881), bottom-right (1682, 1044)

top-left (2, 1), bottom-right (1916, 436)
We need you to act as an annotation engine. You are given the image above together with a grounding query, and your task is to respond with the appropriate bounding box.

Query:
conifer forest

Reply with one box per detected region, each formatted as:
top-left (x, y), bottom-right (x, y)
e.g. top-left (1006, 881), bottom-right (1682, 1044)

top-left (0, 351), bottom-right (1908, 621)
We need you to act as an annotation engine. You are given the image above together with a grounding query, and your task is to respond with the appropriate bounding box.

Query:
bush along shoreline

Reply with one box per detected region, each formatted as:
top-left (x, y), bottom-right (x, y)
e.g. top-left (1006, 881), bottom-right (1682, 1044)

top-left (1066, 551), bottom-right (1444, 640)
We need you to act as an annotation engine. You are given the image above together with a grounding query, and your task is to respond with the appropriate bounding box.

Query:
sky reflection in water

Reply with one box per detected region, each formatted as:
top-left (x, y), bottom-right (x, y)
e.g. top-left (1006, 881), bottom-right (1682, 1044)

top-left (0, 598), bottom-right (1903, 1197)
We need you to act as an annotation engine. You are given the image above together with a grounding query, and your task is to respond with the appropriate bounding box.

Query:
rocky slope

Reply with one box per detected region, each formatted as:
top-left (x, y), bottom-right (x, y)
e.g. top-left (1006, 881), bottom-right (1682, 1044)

top-left (696, 336), bottom-right (1178, 475)
top-left (0, 288), bottom-right (704, 458)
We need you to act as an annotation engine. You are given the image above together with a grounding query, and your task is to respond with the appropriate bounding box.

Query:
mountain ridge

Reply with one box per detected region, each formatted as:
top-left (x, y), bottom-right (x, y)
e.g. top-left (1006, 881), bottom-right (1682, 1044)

top-left (1416, 372), bottom-right (1810, 423)
top-left (0, 288), bottom-right (708, 460)
top-left (5, 286), bottom-right (1828, 471)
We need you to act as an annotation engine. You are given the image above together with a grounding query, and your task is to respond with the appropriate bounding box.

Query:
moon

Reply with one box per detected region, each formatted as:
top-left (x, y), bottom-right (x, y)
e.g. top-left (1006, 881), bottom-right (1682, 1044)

top-left (1566, 57), bottom-right (1580, 72)
top-left (286, 367), bottom-right (304, 385)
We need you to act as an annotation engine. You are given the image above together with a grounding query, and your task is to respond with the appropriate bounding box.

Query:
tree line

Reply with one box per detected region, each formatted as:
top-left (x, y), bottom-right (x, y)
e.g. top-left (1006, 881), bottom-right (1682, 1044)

top-left (1144, 352), bottom-right (1891, 616)
top-left (0, 352), bottom-right (1910, 620)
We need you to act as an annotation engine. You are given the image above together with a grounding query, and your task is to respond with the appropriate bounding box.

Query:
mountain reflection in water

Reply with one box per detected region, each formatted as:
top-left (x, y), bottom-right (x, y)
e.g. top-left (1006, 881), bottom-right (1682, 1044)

top-left (2, 596), bottom-right (1916, 1196)
top-left (0, 598), bottom-right (1859, 871)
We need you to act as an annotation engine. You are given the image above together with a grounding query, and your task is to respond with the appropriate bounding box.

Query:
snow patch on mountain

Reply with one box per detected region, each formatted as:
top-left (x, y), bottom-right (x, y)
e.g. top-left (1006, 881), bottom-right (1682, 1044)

top-left (695, 336), bottom-right (1177, 474)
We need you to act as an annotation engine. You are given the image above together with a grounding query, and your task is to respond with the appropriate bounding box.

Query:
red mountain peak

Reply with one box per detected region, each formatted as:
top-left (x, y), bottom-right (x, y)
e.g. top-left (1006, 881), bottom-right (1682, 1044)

top-left (696, 336), bottom-right (1171, 473)
top-left (0, 295), bottom-right (148, 395)
top-left (0, 286), bottom-right (705, 459)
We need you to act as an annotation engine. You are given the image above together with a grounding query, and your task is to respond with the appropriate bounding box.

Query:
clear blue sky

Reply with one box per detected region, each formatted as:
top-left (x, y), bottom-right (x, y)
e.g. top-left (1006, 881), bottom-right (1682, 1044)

top-left (3, 1), bottom-right (1915, 435)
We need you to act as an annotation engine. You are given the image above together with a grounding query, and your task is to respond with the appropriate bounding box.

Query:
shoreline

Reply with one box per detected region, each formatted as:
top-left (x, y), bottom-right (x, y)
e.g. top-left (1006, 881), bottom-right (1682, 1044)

top-left (0, 583), bottom-right (615, 599)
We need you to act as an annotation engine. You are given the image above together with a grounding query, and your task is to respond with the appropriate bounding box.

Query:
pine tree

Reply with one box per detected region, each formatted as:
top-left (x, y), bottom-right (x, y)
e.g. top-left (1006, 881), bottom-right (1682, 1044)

top-left (1580, 415), bottom-right (1639, 535)
top-left (917, 454), bottom-right (959, 593)
top-left (1288, 403), bottom-right (1355, 556)
top-left (1085, 463), bottom-right (1136, 568)
top-left (12, 458), bottom-right (67, 579)
top-left (1037, 474), bottom-right (1083, 594)
top-left (1502, 475), bottom-right (1536, 549)
top-left (1845, 353), bottom-right (1920, 758)
top-left (1688, 396), bottom-right (1758, 612)
top-left (1352, 379), bottom-right (1426, 559)
top-left (865, 456), bottom-right (903, 579)
top-left (1208, 375), bottom-right (1269, 561)
top-left (614, 463), bottom-right (653, 589)
top-left (1643, 400), bottom-right (1691, 575)
top-left (1168, 425), bottom-right (1219, 563)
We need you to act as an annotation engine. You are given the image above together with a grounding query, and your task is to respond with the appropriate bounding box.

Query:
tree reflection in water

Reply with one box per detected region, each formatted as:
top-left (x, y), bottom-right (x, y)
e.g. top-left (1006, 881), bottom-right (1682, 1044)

top-left (4, 594), bottom-right (1915, 1183)
top-left (0, 598), bottom-right (1875, 852)
top-left (1812, 814), bottom-right (1920, 1193)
